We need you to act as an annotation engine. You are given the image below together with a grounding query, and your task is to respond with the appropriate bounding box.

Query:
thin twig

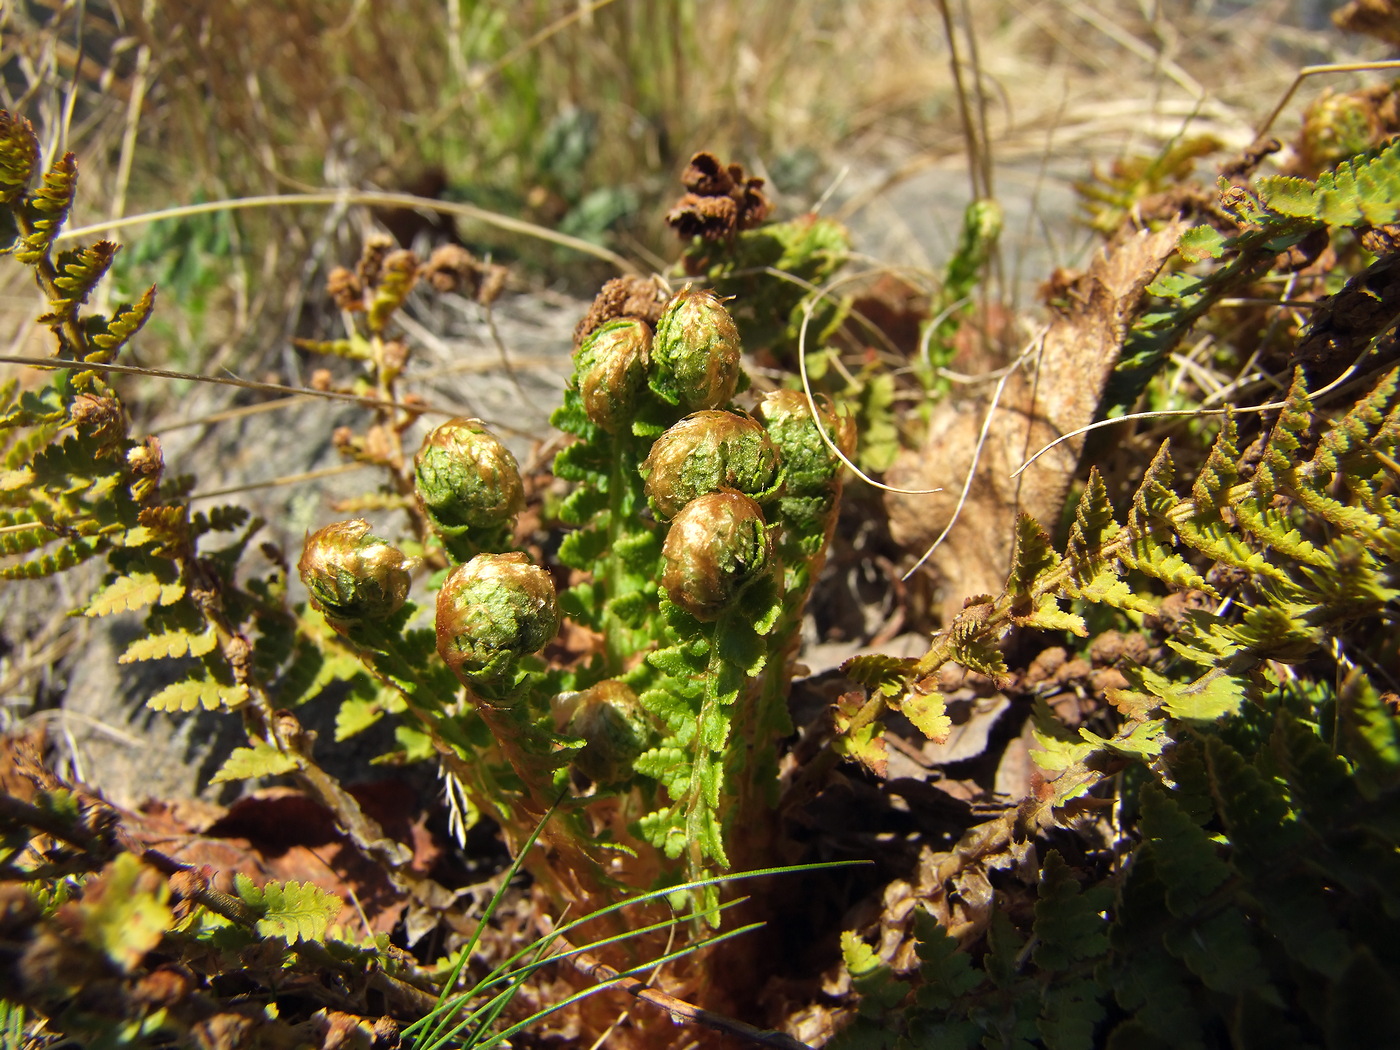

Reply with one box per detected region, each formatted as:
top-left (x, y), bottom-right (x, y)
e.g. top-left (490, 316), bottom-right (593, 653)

top-left (1254, 60), bottom-right (1400, 145)
top-left (0, 353), bottom-right (542, 440)
top-left (791, 271), bottom-right (942, 495)
top-left (188, 462), bottom-right (373, 502)
top-left (935, 0), bottom-right (984, 202)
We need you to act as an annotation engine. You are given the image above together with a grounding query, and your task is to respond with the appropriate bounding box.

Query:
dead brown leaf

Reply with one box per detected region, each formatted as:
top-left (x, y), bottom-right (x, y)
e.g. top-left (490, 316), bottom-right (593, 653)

top-left (885, 221), bottom-right (1188, 620)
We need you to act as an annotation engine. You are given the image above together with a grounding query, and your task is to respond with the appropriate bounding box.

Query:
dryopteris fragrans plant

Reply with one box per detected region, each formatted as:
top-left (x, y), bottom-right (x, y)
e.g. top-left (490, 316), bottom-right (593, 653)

top-left (0, 107), bottom-right (472, 921)
top-left (828, 132), bottom-right (1400, 781)
top-left (300, 278), bottom-right (856, 921)
top-left (0, 109), bottom-right (159, 583)
top-left (0, 99), bottom-right (854, 948)
top-left (822, 138), bottom-right (1400, 1045)
top-left (835, 361), bottom-right (1399, 799)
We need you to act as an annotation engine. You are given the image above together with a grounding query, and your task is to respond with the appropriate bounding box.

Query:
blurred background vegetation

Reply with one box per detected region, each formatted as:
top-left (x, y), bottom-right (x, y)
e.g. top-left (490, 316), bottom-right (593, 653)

top-left (1, 0), bottom-right (1383, 384)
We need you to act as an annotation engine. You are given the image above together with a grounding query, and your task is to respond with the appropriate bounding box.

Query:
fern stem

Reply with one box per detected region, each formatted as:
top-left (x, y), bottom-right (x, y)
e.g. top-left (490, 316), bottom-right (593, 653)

top-left (602, 438), bottom-right (635, 673)
top-left (9, 218), bottom-right (93, 364)
top-left (336, 615), bottom-right (612, 901)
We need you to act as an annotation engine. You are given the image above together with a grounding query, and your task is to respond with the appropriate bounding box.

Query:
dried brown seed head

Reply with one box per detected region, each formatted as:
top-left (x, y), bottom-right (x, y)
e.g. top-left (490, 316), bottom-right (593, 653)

top-left (666, 152), bottom-right (772, 241)
top-left (327, 267), bottom-right (363, 312)
top-left (574, 275), bottom-right (670, 348)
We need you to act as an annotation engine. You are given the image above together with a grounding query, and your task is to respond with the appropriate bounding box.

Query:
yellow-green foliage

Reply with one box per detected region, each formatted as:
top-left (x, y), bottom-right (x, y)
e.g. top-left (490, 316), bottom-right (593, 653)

top-left (842, 364), bottom-right (1400, 795)
top-left (0, 782), bottom-right (429, 1049)
top-left (828, 138), bottom-right (1400, 1050)
top-left (833, 690), bottom-right (1400, 1048)
top-left (1111, 136), bottom-right (1400, 412)
top-left (0, 110), bottom-right (399, 745)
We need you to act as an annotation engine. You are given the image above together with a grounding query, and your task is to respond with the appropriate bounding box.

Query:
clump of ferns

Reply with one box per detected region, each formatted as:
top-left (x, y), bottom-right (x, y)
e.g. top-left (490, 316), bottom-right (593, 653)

top-left (298, 276), bottom-right (856, 918)
top-left (0, 103), bottom-right (857, 925)
top-left (819, 127), bottom-right (1400, 803)
top-left (826, 332), bottom-right (1400, 1050)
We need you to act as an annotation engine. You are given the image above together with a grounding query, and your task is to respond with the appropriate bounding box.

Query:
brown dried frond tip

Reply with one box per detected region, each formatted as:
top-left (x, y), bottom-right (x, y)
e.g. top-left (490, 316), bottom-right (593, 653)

top-left (327, 267), bottom-right (363, 312)
top-left (1360, 223), bottom-right (1400, 256)
top-left (356, 234), bottom-right (398, 290)
top-left (420, 244), bottom-right (508, 304)
top-left (666, 151), bottom-right (772, 241)
top-left (573, 275), bottom-right (670, 347)
top-left (1334, 0), bottom-right (1400, 47)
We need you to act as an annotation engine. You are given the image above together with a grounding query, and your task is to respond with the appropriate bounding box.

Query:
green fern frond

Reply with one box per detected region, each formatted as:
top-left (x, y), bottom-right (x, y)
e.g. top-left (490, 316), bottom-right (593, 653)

top-left (1339, 670), bottom-right (1400, 796)
top-left (1189, 415), bottom-right (1241, 505)
top-left (13, 152), bottom-right (76, 265)
top-left (1064, 471), bottom-right (1118, 572)
top-left (119, 626), bottom-right (219, 663)
top-left (0, 110), bottom-right (39, 205)
top-left (841, 653), bottom-right (920, 697)
top-left (210, 741), bottom-right (300, 784)
top-left (88, 286), bottom-right (157, 362)
top-left (3, 423), bottom-right (64, 473)
top-left (0, 535), bottom-right (98, 579)
top-left (366, 255), bottom-right (417, 333)
top-left (839, 931), bottom-right (908, 1018)
top-left (1006, 511), bottom-right (1061, 596)
top-left (146, 671), bottom-right (249, 713)
top-left (0, 382), bottom-right (67, 433)
top-left (40, 242), bottom-right (119, 326)
top-left (893, 687), bottom-right (952, 741)
top-left (1064, 471), bottom-right (1157, 614)
top-left (1257, 137), bottom-right (1400, 227)
top-left (232, 874), bottom-right (340, 943)
top-left (1107, 143), bottom-right (1400, 412)
top-left (333, 692), bottom-right (386, 741)
top-left (873, 363), bottom-right (1400, 781)
top-left (85, 570), bottom-right (185, 617)
top-left (1120, 444), bottom-right (1214, 594)
top-left (190, 504), bottom-right (252, 537)
top-left (1312, 367), bottom-right (1400, 473)
top-left (0, 515), bottom-right (51, 559)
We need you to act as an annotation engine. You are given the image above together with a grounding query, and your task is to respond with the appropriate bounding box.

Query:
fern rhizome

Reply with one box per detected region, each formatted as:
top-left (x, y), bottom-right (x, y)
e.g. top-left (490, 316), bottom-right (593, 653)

top-left (2, 89), bottom-right (1399, 1050)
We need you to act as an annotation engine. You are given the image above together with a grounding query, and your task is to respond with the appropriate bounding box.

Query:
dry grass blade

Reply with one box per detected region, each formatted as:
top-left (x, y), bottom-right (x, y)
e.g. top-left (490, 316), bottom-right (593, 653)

top-left (1254, 59), bottom-right (1400, 143)
top-left (57, 191), bottom-right (639, 273)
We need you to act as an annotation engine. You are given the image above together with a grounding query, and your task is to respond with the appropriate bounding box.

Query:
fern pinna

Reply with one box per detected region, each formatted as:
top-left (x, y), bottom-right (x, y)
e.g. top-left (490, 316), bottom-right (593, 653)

top-left (0, 109), bottom-right (430, 890)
